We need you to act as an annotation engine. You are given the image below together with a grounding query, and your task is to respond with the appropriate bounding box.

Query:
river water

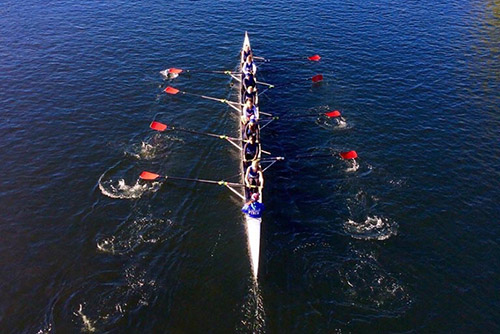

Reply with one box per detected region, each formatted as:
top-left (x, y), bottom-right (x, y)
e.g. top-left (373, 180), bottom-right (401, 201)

top-left (1, 0), bottom-right (499, 333)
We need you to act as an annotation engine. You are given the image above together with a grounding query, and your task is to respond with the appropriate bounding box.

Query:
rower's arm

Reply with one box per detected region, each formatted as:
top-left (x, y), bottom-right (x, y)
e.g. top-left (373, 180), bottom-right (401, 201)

top-left (244, 167), bottom-right (250, 187)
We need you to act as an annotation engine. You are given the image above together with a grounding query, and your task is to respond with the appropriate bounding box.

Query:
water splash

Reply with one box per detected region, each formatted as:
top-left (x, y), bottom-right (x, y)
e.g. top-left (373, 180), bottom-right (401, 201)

top-left (74, 304), bottom-right (96, 333)
top-left (160, 69), bottom-right (179, 80)
top-left (36, 323), bottom-right (52, 334)
top-left (345, 159), bottom-right (359, 172)
top-left (344, 216), bottom-right (398, 240)
top-left (124, 134), bottom-right (184, 160)
top-left (98, 177), bottom-right (160, 199)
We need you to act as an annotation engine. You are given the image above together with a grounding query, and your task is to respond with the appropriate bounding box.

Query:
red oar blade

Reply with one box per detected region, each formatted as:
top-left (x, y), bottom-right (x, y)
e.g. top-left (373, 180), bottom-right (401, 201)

top-left (150, 121), bottom-right (167, 131)
top-left (164, 86), bottom-right (180, 94)
top-left (325, 110), bottom-right (341, 118)
top-left (340, 150), bottom-right (358, 160)
top-left (168, 68), bottom-right (183, 74)
top-left (308, 54), bottom-right (321, 61)
top-left (140, 171), bottom-right (161, 181)
top-left (311, 74), bottom-right (323, 83)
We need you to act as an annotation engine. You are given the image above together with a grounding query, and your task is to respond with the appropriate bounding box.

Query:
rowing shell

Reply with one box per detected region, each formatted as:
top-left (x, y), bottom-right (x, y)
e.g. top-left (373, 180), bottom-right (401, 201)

top-left (239, 32), bottom-right (262, 279)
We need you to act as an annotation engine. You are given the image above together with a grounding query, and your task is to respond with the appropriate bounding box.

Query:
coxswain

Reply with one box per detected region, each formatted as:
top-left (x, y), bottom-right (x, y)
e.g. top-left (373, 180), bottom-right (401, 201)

top-left (242, 54), bottom-right (257, 76)
top-left (242, 44), bottom-right (252, 63)
top-left (242, 99), bottom-right (258, 123)
top-left (245, 159), bottom-right (264, 192)
top-left (243, 135), bottom-right (260, 162)
top-left (244, 116), bottom-right (260, 141)
top-left (244, 85), bottom-right (258, 105)
top-left (241, 192), bottom-right (264, 221)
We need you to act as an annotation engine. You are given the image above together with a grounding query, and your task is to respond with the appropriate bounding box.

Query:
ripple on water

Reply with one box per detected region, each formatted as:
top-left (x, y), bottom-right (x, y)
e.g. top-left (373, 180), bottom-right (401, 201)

top-left (338, 249), bottom-right (411, 314)
top-left (71, 265), bottom-right (157, 332)
top-left (97, 216), bottom-right (172, 255)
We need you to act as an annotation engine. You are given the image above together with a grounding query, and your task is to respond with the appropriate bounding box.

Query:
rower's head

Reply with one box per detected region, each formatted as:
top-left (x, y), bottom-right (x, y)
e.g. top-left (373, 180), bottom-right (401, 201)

top-left (245, 98), bottom-right (253, 107)
top-left (251, 192), bottom-right (260, 201)
top-left (249, 136), bottom-right (256, 144)
top-left (251, 159), bottom-right (260, 169)
top-left (247, 86), bottom-right (254, 93)
top-left (246, 55), bottom-right (253, 63)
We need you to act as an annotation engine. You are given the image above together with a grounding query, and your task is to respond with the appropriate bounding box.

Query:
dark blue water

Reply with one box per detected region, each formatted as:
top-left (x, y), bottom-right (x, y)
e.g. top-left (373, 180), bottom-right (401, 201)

top-left (1, 0), bottom-right (499, 333)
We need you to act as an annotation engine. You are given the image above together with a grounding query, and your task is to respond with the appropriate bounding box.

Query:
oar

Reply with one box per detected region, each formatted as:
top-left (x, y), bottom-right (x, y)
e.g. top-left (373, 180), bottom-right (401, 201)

top-left (140, 171), bottom-right (245, 187)
top-left (150, 121), bottom-right (240, 141)
top-left (150, 121), bottom-right (242, 150)
top-left (263, 110), bottom-right (343, 120)
top-left (255, 54), bottom-right (321, 63)
top-left (257, 74), bottom-right (323, 94)
top-left (294, 151), bottom-right (358, 160)
top-left (164, 86), bottom-right (243, 111)
top-left (163, 68), bottom-right (241, 75)
top-left (139, 171), bottom-right (249, 200)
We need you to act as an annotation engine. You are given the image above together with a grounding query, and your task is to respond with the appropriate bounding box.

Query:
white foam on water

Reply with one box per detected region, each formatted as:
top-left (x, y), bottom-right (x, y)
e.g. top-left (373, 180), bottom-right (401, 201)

top-left (74, 304), bottom-right (96, 333)
top-left (160, 69), bottom-right (179, 80)
top-left (36, 323), bottom-right (52, 334)
top-left (344, 216), bottom-right (398, 240)
top-left (98, 177), bottom-right (160, 199)
top-left (345, 159), bottom-right (359, 172)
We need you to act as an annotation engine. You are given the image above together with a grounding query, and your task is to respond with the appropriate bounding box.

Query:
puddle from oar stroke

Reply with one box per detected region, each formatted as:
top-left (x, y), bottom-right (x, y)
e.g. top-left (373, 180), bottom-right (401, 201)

top-left (98, 177), bottom-right (161, 199)
top-left (71, 266), bottom-right (157, 332)
top-left (97, 216), bottom-right (172, 255)
top-left (124, 134), bottom-right (184, 160)
top-left (344, 216), bottom-right (398, 240)
top-left (339, 249), bottom-right (411, 314)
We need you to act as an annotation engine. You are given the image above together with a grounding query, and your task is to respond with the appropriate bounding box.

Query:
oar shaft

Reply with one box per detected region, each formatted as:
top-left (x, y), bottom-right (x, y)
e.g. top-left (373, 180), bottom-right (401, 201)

top-left (294, 154), bottom-right (333, 159)
top-left (173, 126), bottom-right (239, 141)
top-left (165, 175), bottom-right (244, 188)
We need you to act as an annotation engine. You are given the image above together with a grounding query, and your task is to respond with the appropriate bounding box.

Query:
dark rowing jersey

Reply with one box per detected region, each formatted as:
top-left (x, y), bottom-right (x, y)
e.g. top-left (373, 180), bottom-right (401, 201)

top-left (245, 125), bottom-right (258, 140)
top-left (242, 49), bottom-right (252, 62)
top-left (244, 90), bottom-right (257, 103)
top-left (242, 201), bottom-right (264, 219)
top-left (244, 142), bottom-right (258, 160)
top-left (243, 74), bottom-right (256, 89)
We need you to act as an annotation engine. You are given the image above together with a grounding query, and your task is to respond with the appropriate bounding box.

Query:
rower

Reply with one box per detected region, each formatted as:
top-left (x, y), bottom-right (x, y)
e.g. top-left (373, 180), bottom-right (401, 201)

top-left (245, 160), bottom-right (264, 192)
top-left (243, 73), bottom-right (257, 91)
top-left (242, 44), bottom-right (252, 63)
top-left (242, 54), bottom-right (257, 76)
top-left (244, 116), bottom-right (260, 141)
top-left (244, 85), bottom-right (258, 105)
top-left (241, 192), bottom-right (264, 221)
top-left (242, 99), bottom-right (258, 124)
top-left (243, 135), bottom-right (260, 162)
